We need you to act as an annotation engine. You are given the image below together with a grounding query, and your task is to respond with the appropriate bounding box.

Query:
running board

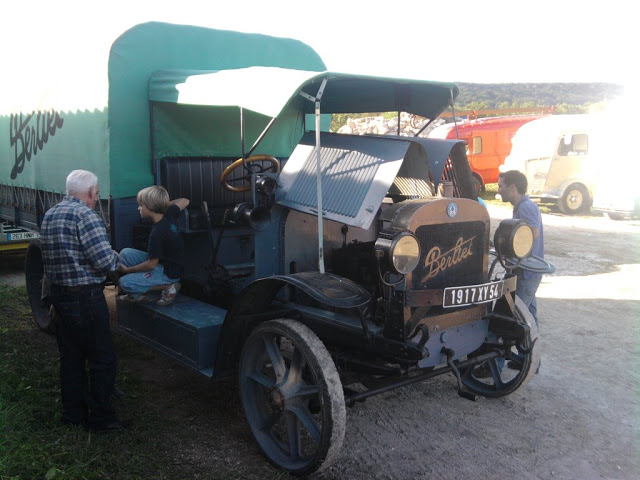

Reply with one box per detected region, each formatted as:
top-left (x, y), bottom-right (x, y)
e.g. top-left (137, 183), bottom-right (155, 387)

top-left (117, 293), bottom-right (226, 378)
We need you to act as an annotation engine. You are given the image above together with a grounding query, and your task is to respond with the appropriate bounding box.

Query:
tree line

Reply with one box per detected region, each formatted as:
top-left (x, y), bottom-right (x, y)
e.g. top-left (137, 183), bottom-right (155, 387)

top-left (330, 82), bottom-right (624, 131)
top-left (455, 82), bottom-right (623, 112)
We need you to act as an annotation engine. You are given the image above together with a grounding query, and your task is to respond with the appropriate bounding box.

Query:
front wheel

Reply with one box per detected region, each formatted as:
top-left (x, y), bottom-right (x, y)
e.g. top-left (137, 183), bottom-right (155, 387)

top-left (239, 319), bottom-right (346, 475)
top-left (558, 183), bottom-right (590, 215)
top-left (461, 296), bottom-right (540, 397)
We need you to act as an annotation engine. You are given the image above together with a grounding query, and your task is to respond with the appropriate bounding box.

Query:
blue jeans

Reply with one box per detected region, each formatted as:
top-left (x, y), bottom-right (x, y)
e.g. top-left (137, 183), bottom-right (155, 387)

top-left (118, 248), bottom-right (179, 294)
top-left (495, 271), bottom-right (542, 371)
top-left (515, 270), bottom-right (542, 326)
top-left (51, 284), bottom-right (117, 429)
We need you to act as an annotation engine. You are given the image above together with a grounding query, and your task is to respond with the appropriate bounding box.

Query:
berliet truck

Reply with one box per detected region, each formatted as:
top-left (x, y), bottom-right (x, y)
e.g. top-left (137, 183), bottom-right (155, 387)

top-left (1, 22), bottom-right (543, 475)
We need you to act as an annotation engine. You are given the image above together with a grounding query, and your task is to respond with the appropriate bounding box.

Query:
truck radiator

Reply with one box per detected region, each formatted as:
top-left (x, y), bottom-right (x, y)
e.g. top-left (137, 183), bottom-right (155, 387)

top-left (412, 220), bottom-right (486, 291)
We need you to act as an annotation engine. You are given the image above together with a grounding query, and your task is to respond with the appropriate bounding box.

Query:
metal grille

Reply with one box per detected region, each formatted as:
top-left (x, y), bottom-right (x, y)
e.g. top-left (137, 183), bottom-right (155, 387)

top-left (412, 221), bottom-right (486, 290)
top-left (285, 146), bottom-right (382, 218)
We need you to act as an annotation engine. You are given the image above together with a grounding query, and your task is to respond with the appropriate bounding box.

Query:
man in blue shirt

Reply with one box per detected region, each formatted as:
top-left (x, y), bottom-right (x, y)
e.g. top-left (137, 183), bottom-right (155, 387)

top-left (41, 170), bottom-right (126, 433)
top-left (497, 170), bottom-right (545, 325)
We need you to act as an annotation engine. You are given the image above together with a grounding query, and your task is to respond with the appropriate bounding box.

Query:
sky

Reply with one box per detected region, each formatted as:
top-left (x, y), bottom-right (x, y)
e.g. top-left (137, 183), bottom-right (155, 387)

top-left (1, 0), bottom-right (630, 85)
top-left (0, 0), bottom-right (634, 114)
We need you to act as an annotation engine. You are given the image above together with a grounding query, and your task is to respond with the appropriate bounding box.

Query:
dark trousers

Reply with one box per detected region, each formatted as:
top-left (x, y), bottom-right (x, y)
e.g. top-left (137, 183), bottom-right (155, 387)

top-left (51, 284), bottom-right (117, 428)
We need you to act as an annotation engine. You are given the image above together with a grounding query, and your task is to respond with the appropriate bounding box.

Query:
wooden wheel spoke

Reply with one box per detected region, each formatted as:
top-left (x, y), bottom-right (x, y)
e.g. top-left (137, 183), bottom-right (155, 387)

top-left (247, 370), bottom-right (276, 389)
top-left (288, 406), bottom-right (321, 444)
top-left (264, 336), bottom-right (287, 383)
top-left (285, 411), bottom-right (302, 459)
top-left (290, 384), bottom-right (319, 400)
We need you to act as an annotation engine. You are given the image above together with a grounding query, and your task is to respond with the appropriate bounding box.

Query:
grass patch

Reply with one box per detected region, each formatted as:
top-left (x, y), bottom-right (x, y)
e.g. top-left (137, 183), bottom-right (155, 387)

top-left (0, 284), bottom-right (289, 480)
top-left (0, 285), bottom-right (172, 480)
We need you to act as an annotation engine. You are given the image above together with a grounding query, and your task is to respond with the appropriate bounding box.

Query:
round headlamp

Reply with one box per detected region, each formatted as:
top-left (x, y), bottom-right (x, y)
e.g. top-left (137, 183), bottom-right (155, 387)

top-left (494, 219), bottom-right (534, 259)
top-left (375, 231), bottom-right (421, 275)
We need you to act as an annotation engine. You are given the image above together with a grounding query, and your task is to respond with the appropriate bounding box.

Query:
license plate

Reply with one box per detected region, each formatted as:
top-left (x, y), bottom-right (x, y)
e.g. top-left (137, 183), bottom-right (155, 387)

top-left (7, 232), bottom-right (39, 241)
top-left (443, 281), bottom-right (504, 308)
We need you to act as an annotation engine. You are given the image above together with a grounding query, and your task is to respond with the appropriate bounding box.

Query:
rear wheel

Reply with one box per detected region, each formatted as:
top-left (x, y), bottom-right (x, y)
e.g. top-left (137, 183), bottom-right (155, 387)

top-left (25, 240), bottom-right (57, 334)
top-left (472, 175), bottom-right (483, 195)
top-left (558, 183), bottom-right (590, 215)
top-left (461, 296), bottom-right (540, 397)
top-left (239, 319), bottom-right (346, 475)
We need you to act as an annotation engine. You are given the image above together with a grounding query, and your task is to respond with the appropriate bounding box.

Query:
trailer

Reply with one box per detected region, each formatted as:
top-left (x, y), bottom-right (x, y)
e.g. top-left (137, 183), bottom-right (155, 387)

top-left (2, 22), bottom-right (544, 475)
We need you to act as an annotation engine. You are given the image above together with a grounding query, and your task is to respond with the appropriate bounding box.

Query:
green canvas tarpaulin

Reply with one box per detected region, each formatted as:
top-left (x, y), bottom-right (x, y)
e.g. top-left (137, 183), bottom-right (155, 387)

top-left (107, 23), bottom-right (327, 198)
top-left (0, 22), bottom-right (327, 197)
top-left (148, 67), bottom-right (458, 159)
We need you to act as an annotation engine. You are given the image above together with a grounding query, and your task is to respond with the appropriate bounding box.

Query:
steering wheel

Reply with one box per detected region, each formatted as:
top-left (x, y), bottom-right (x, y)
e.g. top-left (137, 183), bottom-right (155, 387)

top-left (220, 155), bottom-right (280, 193)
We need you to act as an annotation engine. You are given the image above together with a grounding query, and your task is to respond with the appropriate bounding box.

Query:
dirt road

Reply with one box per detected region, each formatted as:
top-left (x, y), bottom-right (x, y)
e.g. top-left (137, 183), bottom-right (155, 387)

top-left (329, 206), bottom-right (640, 480)
top-left (2, 206), bottom-right (638, 479)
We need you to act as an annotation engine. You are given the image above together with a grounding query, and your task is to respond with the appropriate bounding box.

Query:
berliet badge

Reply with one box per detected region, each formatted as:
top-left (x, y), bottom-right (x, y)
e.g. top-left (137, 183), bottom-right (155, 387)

top-left (446, 202), bottom-right (458, 218)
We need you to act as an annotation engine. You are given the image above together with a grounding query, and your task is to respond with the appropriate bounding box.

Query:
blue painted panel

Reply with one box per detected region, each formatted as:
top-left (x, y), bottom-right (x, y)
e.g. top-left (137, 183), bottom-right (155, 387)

top-left (117, 293), bottom-right (227, 376)
top-left (111, 196), bottom-right (141, 251)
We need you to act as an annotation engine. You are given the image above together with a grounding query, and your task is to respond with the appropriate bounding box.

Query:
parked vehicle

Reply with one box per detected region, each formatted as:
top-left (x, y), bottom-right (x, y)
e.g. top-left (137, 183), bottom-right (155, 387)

top-left (0, 220), bottom-right (39, 254)
top-left (501, 114), bottom-right (598, 214)
top-left (590, 117), bottom-right (639, 219)
top-left (428, 113), bottom-right (548, 191)
top-left (1, 22), bottom-right (544, 475)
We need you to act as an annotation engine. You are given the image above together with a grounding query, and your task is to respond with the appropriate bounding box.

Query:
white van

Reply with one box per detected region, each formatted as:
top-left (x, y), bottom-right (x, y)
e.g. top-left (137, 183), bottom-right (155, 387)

top-left (501, 114), bottom-right (598, 214)
top-left (590, 119), bottom-right (640, 219)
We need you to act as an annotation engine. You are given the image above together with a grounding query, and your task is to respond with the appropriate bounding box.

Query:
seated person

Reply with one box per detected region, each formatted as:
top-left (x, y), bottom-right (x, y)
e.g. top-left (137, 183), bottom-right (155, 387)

top-left (118, 186), bottom-right (189, 306)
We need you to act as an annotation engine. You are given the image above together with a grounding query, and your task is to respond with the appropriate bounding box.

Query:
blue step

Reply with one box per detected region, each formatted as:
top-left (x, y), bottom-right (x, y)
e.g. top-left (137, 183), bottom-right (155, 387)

top-left (117, 293), bottom-right (226, 377)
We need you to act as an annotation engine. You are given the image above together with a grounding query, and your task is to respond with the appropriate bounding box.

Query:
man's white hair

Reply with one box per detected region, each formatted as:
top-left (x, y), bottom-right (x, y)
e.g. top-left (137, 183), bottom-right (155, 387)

top-left (66, 170), bottom-right (98, 195)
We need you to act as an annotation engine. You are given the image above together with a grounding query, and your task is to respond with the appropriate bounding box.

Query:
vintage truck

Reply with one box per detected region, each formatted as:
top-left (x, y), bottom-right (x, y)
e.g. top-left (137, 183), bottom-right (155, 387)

top-left (1, 22), bottom-right (541, 475)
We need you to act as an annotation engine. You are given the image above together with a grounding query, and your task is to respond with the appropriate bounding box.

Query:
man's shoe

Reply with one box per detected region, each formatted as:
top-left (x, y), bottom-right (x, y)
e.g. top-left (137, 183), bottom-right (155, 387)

top-left (112, 387), bottom-right (126, 400)
top-left (62, 418), bottom-right (87, 428)
top-left (91, 419), bottom-right (133, 434)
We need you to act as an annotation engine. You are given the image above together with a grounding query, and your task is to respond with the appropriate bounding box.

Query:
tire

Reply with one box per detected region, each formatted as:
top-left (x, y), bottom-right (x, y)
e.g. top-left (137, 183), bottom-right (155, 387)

top-left (239, 319), bottom-right (346, 475)
top-left (605, 212), bottom-right (625, 221)
top-left (24, 240), bottom-right (57, 334)
top-left (460, 296), bottom-right (540, 398)
top-left (558, 183), bottom-right (590, 215)
top-left (472, 175), bottom-right (484, 196)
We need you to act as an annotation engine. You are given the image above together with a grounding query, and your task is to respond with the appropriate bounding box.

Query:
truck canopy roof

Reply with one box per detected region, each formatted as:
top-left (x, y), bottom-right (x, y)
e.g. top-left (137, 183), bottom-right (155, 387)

top-left (149, 67), bottom-right (458, 119)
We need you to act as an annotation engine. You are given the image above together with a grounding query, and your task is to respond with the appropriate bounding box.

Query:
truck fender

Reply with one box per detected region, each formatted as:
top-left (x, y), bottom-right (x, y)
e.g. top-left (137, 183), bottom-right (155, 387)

top-left (214, 272), bottom-right (371, 377)
top-left (558, 177), bottom-right (593, 200)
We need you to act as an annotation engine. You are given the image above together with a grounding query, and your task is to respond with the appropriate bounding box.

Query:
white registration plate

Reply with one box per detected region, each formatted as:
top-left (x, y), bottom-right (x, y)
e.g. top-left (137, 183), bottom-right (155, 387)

top-left (443, 281), bottom-right (504, 308)
top-left (7, 232), bottom-right (39, 241)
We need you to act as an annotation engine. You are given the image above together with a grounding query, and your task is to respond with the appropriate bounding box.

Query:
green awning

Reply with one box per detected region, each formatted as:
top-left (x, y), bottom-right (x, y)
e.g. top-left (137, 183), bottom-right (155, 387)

top-left (149, 68), bottom-right (458, 120)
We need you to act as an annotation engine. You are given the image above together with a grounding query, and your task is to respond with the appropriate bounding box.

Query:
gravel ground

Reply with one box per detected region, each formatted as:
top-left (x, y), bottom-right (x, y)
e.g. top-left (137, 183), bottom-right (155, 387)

top-left (2, 205), bottom-right (639, 479)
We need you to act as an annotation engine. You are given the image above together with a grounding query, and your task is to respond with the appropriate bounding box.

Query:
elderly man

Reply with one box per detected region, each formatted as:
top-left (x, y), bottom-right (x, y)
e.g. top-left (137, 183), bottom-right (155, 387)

top-left (41, 169), bottom-right (127, 433)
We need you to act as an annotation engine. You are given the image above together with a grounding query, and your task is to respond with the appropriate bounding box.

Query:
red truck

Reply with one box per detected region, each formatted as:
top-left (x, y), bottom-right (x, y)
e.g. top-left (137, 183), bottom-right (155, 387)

top-left (428, 112), bottom-right (550, 190)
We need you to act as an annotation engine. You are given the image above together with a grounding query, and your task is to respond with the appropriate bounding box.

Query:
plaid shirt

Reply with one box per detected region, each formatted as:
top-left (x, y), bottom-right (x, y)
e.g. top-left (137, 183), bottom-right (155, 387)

top-left (41, 195), bottom-right (120, 286)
